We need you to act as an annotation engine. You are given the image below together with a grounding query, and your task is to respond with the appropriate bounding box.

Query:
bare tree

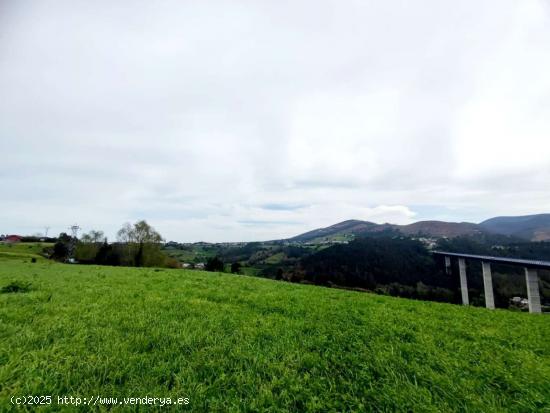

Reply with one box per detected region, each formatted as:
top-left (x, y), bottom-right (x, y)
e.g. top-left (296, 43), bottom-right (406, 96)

top-left (117, 221), bottom-right (162, 244)
top-left (75, 229), bottom-right (105, 262)
top-left (81, 230), bottom-right (105, 244)
top-left (117, 220), bottom-right (164, 267)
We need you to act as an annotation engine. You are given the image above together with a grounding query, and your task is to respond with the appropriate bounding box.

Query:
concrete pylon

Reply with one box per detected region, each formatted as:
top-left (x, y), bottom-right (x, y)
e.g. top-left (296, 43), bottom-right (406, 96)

top-left (525, 268), bottom-right (542, 314)
top-left (444, 256), bottom-right (451, 274)
top-left (458, 258), bottom-right (469, 305)
top-left (481, 261), bottom-right (495, 309)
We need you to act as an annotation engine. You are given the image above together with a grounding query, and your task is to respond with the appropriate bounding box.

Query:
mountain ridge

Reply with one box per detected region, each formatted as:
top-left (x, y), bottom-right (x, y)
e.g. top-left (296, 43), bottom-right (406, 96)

top-left (480, 214), bottom-right (550, 241)
top-left (290, 214), bottom-right (550, 242)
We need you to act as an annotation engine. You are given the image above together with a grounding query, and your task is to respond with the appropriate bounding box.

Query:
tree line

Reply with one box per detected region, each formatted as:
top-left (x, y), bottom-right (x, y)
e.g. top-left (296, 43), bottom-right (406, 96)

top-left (281, 235), bottom-right (550, 307)
top-left (51, 220), bottom-right (178, 268)
top-left (286, 237), bottom-right (458, 303)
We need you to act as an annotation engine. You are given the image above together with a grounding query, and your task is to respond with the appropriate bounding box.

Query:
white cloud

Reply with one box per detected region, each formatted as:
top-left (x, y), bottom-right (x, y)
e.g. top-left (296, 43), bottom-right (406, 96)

top-left (452, 0), bottom-right (550, 180)
top-left (1, 0), bottom-right (549, 241)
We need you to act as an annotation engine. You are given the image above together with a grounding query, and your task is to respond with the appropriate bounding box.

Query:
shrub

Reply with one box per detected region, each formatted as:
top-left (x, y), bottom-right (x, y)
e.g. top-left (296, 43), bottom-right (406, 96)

top-left (165, 257), bottom-right (181, 269)
top-left (231, 262), bottom-right (242, 274)
top-left (205, 257), bottom-right (224, 272)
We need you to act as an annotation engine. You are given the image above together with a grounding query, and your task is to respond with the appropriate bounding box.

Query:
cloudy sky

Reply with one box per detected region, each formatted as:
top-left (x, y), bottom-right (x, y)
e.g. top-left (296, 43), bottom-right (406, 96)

top-left (1, 0), bottom-right (550, 242)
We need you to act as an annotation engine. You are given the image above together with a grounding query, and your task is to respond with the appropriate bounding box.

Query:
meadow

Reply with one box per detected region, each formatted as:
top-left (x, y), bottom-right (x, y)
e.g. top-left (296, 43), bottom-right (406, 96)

top-left (0, 242), bottom-right (51, 261)
top-left (1, 255), bottom-right (549, 411)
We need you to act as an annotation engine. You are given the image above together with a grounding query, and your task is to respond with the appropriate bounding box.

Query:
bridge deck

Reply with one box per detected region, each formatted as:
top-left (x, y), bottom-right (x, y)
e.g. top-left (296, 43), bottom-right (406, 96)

top-left (433, 251), bottom-right (550, 270)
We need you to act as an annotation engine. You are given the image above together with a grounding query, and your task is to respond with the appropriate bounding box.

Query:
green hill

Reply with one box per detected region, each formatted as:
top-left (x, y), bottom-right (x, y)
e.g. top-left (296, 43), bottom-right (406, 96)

top-left (0, 242), bottom-right (51, 261)
top-left (1, 259), bottom-right (549, 412)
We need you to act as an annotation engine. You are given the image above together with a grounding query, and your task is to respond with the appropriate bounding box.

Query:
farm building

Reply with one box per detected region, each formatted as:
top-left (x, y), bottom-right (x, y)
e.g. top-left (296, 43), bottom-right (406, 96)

top-left (1, 235), bottom-right (23, 243)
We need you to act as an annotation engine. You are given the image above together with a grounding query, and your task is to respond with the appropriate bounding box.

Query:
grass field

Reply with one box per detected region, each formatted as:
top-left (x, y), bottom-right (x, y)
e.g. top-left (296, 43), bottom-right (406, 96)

top-left (1, 258), bottom-right (549, 412)
top-left (0, 242), bottom-right (52, 262)
top-left (162, 245), bottom-right (218, 264)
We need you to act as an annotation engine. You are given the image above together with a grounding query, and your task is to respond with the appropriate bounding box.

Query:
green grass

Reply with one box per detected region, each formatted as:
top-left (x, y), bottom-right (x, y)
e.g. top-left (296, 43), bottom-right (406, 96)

top-left (305, 233), bottom-right (355, 245)
top-left (0, 242), bottom-right (52, 261)
top-left (263, 251), bottom-right (286, 264)
top-left (239, 266), bottom-right (262, 276)
top-left (1, 260), bottom-right (549, 412)
top-left (162, 246), bottom-right (217, 264)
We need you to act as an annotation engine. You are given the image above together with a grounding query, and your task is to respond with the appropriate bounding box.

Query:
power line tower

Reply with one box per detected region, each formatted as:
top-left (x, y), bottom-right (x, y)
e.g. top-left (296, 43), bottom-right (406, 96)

top-left (44, 226), bottom-right (50, 238)
top-left (68, 224), bottom-right (80, 260)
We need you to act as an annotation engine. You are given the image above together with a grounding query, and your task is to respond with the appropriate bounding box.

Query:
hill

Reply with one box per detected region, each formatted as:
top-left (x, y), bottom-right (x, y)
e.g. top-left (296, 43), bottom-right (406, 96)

top-left (480, 214), bottom-right (550, 241)
top-left (288, 219), bottom-right (379, 242)
top-left (290, 214), bottom-right (550, 243)
top-left (297, 237), bottom-right (452, 296)
top-left (290, 219), bottom-right (484, 242)
top-left (1, 259), bottom-right (549, 411)
top-left (397, 220), bottom-right (483, 237)
top-left (0, 242), bottom-right (51, 261)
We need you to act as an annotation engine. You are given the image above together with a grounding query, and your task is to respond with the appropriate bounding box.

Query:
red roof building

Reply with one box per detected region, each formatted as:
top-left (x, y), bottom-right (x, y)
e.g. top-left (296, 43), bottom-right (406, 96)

top-left (4, 235), bottom-right (23, 243)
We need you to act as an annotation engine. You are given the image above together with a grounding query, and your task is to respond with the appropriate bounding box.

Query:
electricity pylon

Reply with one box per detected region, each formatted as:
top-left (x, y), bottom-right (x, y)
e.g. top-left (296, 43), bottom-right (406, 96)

top-left (68, 224), bottom-right (80, 260)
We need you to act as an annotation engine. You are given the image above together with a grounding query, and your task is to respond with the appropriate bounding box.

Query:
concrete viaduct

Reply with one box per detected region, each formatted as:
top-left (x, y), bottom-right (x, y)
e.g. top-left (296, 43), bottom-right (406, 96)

top-left (433, 251), bottom-right (549, 313)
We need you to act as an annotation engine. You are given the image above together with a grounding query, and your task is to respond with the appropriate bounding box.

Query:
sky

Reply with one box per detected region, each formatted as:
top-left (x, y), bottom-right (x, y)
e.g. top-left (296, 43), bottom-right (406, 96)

top-left (1, 0), bottom-right (550, 242)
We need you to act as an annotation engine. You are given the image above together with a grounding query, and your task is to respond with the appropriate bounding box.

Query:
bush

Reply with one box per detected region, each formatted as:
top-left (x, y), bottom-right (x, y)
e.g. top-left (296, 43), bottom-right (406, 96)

top-left (165, 257), bottom-right (181, 269)
top-left (52, 241), bottom-right (69, 261)
top-left (231, 262), bottom-right (242, 274)
top-left (205, 257), bottom-right (224, 272)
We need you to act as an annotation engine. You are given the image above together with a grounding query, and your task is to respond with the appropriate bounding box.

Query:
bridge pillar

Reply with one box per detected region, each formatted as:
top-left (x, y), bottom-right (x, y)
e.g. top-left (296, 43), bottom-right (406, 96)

top-left (481, 261), bottom-right (495, 309)
top-left (458, 258), bottom-right (469, 305)
top-left (444, 256), bottom-right (451, 274)
top-left (525, 268), bottom-right (542, 314)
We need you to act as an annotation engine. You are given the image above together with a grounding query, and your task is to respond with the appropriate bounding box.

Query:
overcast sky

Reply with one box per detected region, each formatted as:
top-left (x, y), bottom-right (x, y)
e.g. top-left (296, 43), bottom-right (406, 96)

top-left (1, 0), bottom-right (550, 242)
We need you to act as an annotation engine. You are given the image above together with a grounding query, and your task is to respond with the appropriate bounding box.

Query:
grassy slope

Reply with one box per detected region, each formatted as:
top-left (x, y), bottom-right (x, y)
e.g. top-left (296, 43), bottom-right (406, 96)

top-left (0, 242), bottom-right (51, 261)
top-left (0, 260), bottom-right (549, 412)
top-left (163, 246), bottom-right (218, 264)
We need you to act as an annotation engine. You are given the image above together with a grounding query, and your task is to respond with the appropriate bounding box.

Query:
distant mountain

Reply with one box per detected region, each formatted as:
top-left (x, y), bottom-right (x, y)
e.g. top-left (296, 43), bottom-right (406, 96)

top-left (289, 220), bottom-right (379, 242)
top-left (397, 221), bottom-right (483, 238)
top-left (290, 219), bottom-right (483, 242)
top-left (480, 214), bottom-right (550, 241)
top-left (289, 214), bottom-right (550, 242)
